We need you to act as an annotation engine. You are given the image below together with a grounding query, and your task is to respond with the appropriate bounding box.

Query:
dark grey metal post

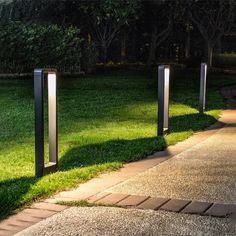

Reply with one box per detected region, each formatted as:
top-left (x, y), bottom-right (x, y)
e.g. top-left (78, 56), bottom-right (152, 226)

top-left (34, 69), bottom-right (44, 177)
top-left (34, 69), bottom-right (58, 177)
top-left (199, 63), bottom-right (207, 113)
top-left (158, 65), bottom-right (170, 136)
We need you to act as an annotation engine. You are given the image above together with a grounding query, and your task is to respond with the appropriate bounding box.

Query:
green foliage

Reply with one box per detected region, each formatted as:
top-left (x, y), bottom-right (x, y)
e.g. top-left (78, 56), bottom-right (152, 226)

top-left (81, 42), bottom-right (98, 73)
top-left (80, 0), bottom-right (140, 62)
top-left (1, 0), bottom-right (234, 65)
top-left (82, 0), bottom-right (140, 25)
top-left (213, 53), bottom-right (236, 68)
top-left (0, 21), bottom-right (83, 73)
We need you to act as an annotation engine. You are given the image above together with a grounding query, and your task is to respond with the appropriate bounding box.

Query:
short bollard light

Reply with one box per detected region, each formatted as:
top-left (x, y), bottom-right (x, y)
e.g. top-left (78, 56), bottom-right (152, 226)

top-left (34, 69), bottom-right (58, 177)
top-left (199, 63), bottom-right (207, 113)
top-left (158, 65), bottom-right (170, 136)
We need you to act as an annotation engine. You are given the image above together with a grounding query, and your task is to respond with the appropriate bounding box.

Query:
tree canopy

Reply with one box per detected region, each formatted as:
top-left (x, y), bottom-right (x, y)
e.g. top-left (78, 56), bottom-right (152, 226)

top-left (0, 0), bottom-right (235, 72)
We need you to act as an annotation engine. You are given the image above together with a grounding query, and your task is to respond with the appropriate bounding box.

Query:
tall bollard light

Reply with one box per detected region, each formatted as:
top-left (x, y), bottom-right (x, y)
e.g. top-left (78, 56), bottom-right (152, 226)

top-left (158, 65), bottom-right (170, 136)
top-left (34, 69), bottom-right (58, 177)
top-left (199, 63), bottom-right (207, 113)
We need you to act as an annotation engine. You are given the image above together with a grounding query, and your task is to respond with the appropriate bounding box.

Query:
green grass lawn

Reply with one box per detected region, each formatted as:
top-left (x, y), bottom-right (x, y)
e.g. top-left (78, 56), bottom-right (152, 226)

top-left (0, 69), bottom-right (235, 219)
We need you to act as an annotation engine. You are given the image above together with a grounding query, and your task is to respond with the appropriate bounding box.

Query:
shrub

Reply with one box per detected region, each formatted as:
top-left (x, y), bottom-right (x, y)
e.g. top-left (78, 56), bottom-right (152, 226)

top-left (81, 42), bottom-right (98, 74)
top-left (0, 21), bottom-right (83, 73)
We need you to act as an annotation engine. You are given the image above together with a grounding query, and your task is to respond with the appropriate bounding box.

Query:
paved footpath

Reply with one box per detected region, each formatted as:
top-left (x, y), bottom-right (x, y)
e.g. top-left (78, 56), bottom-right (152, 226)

top-left (1, 86), bottom-right (236, 236)
top-left (108, 121), bottom-right (236, 204)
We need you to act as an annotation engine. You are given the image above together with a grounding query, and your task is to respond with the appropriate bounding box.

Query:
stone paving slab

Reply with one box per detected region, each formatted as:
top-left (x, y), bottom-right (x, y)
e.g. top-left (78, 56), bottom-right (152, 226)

top-left (87, 192), bottom-right (111, 203)
top-left (31, 202), bottom-right (68, 212)
top-left (8, 212), bottom-right (44, 223)
top-left (96, 193), bottom-right (128, 205)
top-left (0, 229), bottom-right (14, 236)
top-left (137, 197), bottom-right (170, 210)
top-left (0, 216), bottom-right (42, 236)
top-left (22, 208), bottom-right (58, 218)
top-left (117, 195), bottom-right (149, 207)
top-left (159, 199), bottom-right (191, 212)
top-left (205, 204), bottom-right (236, 217)
top-left (0, 203), bottom-right (68, 236)
top-left (181, 201), bottom-right (213, 215)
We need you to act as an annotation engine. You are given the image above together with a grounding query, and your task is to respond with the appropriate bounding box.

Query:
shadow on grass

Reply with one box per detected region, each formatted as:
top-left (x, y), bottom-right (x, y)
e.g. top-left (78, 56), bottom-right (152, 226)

top-left (59, 136), bottom-right (167, 171)
top-left (0, 176), bottom-right (38, 220)
top-left (59, 113), bottom-right (217, 171)
top-left (169, 113), bottom-right (217, 132)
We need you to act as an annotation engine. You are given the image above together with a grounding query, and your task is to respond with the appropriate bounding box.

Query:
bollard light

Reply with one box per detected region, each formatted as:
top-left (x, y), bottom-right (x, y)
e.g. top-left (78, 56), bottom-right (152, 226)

top-left (158, 65), bottom-right (170, 136)
top-left (34, 69), bottom-right (58, 177)
top-left (199, 63), bottom-right (207, 113)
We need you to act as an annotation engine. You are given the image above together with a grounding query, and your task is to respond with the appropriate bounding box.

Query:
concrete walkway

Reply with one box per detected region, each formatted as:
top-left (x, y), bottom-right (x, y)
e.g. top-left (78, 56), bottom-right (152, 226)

top-left (107, 123), bottom-right (236, 204)
top-left (1, 86), bottom-right (236, 236)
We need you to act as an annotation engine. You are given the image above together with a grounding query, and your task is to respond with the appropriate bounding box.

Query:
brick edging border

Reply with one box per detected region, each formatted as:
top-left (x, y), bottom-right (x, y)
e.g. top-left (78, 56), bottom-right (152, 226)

top-left (87, 192), bottom-right (236, 219)
top-left (0, 203), bottom-right (68, 236)
top-left (1, 193), bottom-right (235, 236)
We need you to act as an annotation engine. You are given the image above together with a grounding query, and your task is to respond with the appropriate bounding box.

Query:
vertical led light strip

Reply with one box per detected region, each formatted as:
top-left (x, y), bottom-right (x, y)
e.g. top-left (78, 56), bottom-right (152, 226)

top-left (199, 63), bottom-right (207, 113)
top-left (158, 65), bottom-right (170, 136)
top-left (48, 73), bottom-right (57, 164)
top-left (163, 67), bottom-right (170, 131)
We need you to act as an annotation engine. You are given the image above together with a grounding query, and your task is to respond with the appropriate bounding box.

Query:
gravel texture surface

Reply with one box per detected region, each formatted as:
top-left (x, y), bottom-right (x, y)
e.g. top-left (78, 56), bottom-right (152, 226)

top-left (108, 125), bottom-right (236, 204)
top-left (16, 207), bottom-right (236, 236)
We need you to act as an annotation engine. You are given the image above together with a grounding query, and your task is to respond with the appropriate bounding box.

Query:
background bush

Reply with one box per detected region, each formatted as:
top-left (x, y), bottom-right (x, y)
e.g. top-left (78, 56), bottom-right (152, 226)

top-left (0, 21), bottom-right (84, 73)
top-left (81, 42), bottom-right (98, 74)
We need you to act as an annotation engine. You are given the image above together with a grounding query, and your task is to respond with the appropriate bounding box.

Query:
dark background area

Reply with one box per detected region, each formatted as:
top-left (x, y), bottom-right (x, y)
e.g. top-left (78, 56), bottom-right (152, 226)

top-left (0, 0), bottom-right (235, 73)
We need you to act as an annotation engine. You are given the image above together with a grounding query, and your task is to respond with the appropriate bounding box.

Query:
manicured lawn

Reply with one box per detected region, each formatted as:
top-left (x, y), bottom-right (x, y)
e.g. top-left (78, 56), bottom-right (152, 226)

top-left (0, 69), bottom-right (235, 219)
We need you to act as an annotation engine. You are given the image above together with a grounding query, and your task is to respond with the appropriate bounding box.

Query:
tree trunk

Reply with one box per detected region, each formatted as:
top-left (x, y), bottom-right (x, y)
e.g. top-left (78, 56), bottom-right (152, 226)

top-left (121, 30), bottom-right (127, 62)
top-left (206, 42), bottom-right (213, 67)
top-left (215, 37), bottom-right (222, 54)
top-left (185, 30), bottom-right (190, 60)
top-left (101, 43), bottom-right (107, 64)
top-left (147, 27), bottom-right (158, 65)
top-left (130, 27), bottom-right (137, 62)
top-left (184, 20), bottom-right (191, 60)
